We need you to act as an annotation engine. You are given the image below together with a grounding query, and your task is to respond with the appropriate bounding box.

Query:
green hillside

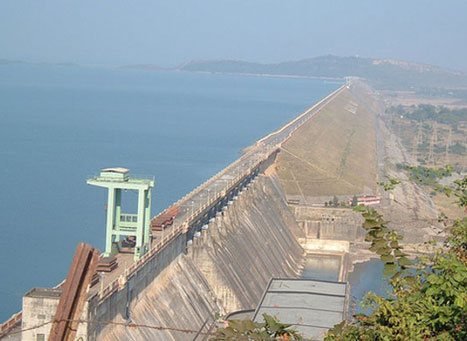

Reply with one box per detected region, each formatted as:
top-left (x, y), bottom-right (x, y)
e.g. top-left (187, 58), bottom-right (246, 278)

top-left (180, 55), bottom-right (467, 90)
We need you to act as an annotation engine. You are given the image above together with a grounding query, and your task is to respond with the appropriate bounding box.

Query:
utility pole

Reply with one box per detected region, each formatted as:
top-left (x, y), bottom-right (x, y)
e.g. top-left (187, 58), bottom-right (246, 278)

top-left (445, 126), bottom-right (452, 164)
top-left (427, 122), bottom-right (437, 166)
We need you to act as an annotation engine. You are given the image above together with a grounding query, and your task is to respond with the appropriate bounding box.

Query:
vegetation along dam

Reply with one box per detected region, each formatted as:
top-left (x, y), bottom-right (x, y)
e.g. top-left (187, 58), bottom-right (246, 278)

top-left (1, 80), bottom-right (381, 340)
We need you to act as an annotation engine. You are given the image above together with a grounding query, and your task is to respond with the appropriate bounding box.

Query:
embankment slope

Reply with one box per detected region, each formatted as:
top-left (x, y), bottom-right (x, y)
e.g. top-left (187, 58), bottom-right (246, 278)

top-left (275, 86), bottom-right (378, 198)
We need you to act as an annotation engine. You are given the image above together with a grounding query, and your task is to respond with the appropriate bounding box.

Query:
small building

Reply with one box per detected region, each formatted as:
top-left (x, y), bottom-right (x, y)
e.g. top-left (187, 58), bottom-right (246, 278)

top-left (350, 195), bottom-right (381, 206)
top-left (21, 288), bottom-right (61, 341)
top-left (20, 287), bottom-right (90, 341)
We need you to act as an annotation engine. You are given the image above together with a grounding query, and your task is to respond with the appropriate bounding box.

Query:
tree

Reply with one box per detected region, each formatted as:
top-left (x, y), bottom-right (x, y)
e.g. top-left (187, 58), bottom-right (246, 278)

top-left (325, 176), bottom-right (467, 340)
top-left (351, 195), bottom-right (358, 207)
top-left (212, 314), bottom-right (302, 340)
top-left (332, 196), bottom-right (339, 207)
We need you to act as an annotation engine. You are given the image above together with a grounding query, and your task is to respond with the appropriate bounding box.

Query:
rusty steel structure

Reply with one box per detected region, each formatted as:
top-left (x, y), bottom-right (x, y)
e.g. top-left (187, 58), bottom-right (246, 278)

top-left (48, 243), bottom-right (99, 341)
top-left (0, 312), bottom-right (22, 338)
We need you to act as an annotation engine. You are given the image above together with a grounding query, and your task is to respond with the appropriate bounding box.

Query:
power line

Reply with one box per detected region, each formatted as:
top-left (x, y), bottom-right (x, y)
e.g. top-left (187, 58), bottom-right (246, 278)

top-left (3, 318), bottom-right (216, 337)
top-left (2, 320), bottom-right (53, 337)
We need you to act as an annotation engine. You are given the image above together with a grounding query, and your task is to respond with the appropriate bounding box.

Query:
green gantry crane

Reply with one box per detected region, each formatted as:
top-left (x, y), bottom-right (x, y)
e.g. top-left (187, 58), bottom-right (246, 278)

top-left (87, 167), bottom-right (154, 261)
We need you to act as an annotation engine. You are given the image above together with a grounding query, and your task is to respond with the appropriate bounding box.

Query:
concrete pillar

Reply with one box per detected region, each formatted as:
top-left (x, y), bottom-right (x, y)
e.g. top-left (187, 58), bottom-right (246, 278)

top-left (115, 188), bottom-right (122, 227)
top-left (144, 190), bottom-right (151, 247)
top-left (135, 189), bottom-right (146, 260)
top-left (105, 187), bottom-right (116, 256)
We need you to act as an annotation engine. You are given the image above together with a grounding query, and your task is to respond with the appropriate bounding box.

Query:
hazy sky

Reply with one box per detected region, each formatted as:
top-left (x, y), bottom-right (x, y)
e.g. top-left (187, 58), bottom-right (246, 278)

top-left (1, 0), bottom-right (466, 71)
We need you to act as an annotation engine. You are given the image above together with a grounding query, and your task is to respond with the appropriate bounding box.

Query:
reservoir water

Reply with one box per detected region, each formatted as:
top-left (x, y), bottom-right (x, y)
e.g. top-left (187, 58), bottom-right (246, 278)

top-left (348, 259), bottom-right (392, 314)
top-left (0, 63), bottom-right (340, 320)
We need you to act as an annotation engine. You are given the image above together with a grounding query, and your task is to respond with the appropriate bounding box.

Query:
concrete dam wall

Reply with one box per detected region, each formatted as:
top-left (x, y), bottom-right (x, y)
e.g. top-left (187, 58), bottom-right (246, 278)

top-left (99, 174), bottom-right (304, 340)
top-left (293, 206), bottom-right (365, 242)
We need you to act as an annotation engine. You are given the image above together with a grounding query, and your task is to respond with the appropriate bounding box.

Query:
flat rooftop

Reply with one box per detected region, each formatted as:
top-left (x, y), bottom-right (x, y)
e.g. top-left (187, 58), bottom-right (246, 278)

top-left (253, 278), bottom-right (348, 340)
top-left (24, 288), bottom-right (62, 299)
top-left (101, 167), bottom-right (129, 174)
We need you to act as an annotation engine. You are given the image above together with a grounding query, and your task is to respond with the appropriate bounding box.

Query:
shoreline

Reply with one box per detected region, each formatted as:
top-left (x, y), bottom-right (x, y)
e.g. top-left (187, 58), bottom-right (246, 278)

top-left (177, 69), bottom-right (345, 82)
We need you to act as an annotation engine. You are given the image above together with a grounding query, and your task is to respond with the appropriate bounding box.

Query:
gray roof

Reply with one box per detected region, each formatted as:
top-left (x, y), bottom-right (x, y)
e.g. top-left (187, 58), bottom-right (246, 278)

top-left (24, 287), bottom-right (62, 299)
top-left (101, 167), bottom-right (129, 174)
top-left (253, 279), bottom-right (348, 340)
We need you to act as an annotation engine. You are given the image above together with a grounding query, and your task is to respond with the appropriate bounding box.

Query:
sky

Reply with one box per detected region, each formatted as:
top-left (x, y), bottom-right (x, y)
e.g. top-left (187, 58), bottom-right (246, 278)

top-left (1, 0), bottom-right (467, 71)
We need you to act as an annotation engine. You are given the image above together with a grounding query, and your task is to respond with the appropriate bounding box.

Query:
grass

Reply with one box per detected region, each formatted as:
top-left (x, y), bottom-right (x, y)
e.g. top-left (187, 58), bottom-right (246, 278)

top-left (275, 87), bottom-right (378, 197)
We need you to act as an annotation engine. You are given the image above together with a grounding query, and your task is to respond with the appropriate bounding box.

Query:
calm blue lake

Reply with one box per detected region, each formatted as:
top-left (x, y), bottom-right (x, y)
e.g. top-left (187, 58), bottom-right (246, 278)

top-left (0, 63), bottom-right (340, 320)
top-left (348, 259), bottom-right (392, 314)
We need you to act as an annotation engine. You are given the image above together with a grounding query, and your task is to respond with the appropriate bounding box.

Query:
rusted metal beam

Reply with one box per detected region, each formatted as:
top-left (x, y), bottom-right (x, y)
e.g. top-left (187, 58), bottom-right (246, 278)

top-left (0, 312), bottom-right (22, 338)
top-left (49, 243), bottom-right (99, 341)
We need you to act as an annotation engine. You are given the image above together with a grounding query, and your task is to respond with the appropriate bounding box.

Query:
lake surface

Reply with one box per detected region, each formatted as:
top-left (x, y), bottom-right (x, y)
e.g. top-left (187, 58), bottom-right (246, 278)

top-left (348, 259), bottom-right (391, 314)
top-left (0, 63), bottom-right (340, 320)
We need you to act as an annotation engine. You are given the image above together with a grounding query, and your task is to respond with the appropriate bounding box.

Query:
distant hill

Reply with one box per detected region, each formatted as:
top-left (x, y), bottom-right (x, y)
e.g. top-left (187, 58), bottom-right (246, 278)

top-left (0, 58), bottom-right (79, 68)
top-left (0, 58), bottom-right (25, 65)
top-left (179, 55), bottom-right (467, 90)
top-left (119, 64), bottom-right (167, 71)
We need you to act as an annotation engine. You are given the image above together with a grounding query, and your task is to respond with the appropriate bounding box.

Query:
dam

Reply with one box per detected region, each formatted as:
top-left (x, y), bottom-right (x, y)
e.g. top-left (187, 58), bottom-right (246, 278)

top-left (0, 81), bottom-right (376, 340)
